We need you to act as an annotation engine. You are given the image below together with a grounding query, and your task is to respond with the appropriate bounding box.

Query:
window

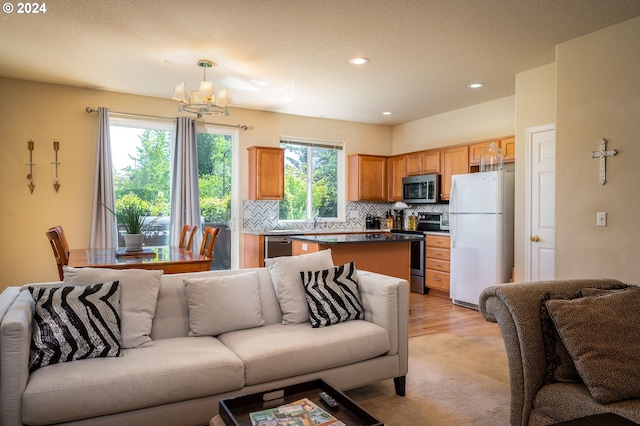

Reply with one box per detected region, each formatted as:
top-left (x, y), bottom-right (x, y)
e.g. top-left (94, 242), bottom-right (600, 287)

top-left (109, 118), bottom-right (238, 270)
top-left (279, 138), bottom-right (344, 222)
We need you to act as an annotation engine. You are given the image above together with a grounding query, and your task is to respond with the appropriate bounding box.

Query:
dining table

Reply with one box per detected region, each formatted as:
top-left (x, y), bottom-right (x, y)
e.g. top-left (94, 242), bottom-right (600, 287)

top-left (68, 246), bottom-right (212, 274)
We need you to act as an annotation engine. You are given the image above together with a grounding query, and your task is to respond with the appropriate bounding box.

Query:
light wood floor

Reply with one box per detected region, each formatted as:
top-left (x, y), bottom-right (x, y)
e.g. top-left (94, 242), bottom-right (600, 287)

top-left (408, 292), bottom-right (502, 339)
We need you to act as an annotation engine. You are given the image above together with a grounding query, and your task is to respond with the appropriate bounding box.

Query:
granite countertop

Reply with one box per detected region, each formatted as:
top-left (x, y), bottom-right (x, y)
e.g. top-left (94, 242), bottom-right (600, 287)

top-left (288, 233), bottom-right (424, 244)
top-left (243, 229), bottom-right (389, 236)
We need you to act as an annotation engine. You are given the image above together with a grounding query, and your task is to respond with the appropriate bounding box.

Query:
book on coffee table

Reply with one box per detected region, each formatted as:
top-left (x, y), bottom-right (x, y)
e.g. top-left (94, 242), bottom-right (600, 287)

top-left (249, 397), bottom-right (345, 426)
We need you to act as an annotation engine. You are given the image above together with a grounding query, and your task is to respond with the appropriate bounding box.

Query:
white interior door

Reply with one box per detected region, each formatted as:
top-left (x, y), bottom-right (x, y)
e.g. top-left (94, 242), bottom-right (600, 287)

top-left (525, 124), bottom-right (556, 281)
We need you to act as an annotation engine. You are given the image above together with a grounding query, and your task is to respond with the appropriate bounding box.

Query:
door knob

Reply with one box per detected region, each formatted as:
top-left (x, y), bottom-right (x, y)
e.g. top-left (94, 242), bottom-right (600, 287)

top-left (530, 235), bottom-right (540, 242)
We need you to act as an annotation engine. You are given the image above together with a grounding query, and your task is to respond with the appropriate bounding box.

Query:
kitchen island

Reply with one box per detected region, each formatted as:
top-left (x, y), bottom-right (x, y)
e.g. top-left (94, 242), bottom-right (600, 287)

top-left (290, 233), bottom-right (423, 281)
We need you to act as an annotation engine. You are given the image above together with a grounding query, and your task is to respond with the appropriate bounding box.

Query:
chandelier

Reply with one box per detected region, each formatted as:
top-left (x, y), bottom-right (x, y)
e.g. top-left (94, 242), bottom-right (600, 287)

top-left (172, 59), bottom-right (229, 118)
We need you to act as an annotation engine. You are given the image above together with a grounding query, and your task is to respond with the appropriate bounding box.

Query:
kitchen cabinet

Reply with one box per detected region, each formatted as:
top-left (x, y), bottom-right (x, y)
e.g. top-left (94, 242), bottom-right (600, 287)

top-left (348, 154), bottom-right (387, 201)
top-left (406, 149), bottom-right (440, 175)
top-left (425, 234), bottom-right (450, 294)
top-left (422, 150), bottom-right (441, 173)
top-left (404, 152), bottom-right (422, 176)
top-left (469, 136), bottom-right (516, 167)
top-left (468, 141), bottom-right (494, 166)
top-left (500, 137), bottom-right (516, 162)
top-left (440, 145), bottom-right (469, 201)
top-left (387, 155), bottom-right (405, 201)
top-left (247, 146), bottom-right (284, 200)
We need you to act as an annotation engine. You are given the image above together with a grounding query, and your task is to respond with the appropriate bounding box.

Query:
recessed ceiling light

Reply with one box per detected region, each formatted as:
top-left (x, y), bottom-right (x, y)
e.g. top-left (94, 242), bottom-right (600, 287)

top-left (349, 57), bottom-right (369, 65)
top-left (468, 82), bottom-right (485, 89)
top-left (382, 111), bottom-right (392, 116)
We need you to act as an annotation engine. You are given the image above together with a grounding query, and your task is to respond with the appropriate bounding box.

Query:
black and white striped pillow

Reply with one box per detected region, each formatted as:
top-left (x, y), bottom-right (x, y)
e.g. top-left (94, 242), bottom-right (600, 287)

top-left (28, 281), bottom-right (122, 371)
top-left (301, 262), bottom-right (364, 328)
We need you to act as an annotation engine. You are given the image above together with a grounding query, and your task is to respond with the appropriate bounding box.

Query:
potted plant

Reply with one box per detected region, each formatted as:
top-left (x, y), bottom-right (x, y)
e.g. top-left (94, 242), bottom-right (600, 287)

top-left (105, 195), bottom-right (152, 251)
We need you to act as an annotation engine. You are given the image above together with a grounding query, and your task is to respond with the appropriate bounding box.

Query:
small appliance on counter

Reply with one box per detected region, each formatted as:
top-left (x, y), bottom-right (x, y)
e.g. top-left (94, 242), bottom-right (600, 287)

top-left (365, 214), bottom-right (381, 230)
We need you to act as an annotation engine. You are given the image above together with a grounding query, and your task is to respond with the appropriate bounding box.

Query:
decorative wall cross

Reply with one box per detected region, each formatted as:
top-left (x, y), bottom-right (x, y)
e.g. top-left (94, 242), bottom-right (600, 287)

top-left (590, 138), bottom-right (616, 185)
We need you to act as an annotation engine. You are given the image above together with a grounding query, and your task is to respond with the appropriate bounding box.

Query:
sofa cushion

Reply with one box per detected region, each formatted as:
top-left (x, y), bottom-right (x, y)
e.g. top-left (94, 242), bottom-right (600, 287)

top-left (61, 266), bottom-right (162, 348)
top-left (22, 337), bottom-right (244, 425)
top-left (28, 282), bottom-right (122, 371)
top-left (184, 271), bottom-right (265, 336)
top-left (219, 321), bottom-right (390, 385)
top-left (301, 262), bottom-right (364, 328)
top-left (546, 286), bottom-right (640, 404)
top-left (265, 250), bottom-right (334, 325)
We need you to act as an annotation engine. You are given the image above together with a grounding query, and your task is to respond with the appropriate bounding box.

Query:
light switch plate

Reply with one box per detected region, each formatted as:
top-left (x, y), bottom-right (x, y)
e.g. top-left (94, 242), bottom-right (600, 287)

top-left (597, 212), bottom-right (607, 227)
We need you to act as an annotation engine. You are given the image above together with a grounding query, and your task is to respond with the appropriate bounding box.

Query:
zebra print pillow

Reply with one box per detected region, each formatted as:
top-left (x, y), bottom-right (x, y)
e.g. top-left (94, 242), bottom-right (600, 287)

top-left (301, 262), bottom-right (364, 328)
top-left (28, 281), bottom-right (122, 371)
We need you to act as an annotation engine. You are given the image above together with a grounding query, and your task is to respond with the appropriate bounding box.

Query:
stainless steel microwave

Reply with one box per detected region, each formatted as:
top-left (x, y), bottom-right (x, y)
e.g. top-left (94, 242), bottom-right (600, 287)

top-left (402, 174), bottom-right (440, 204)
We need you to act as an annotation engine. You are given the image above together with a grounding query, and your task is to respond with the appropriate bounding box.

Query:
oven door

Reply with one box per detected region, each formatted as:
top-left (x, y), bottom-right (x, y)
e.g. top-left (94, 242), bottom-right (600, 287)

top-left (408, 236), bottom-right (426, 293)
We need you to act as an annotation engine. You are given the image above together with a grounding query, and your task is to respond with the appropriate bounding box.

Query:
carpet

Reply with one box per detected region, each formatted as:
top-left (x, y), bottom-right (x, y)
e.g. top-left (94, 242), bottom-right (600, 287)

top-left (345, 333), bottom-right (510, 426)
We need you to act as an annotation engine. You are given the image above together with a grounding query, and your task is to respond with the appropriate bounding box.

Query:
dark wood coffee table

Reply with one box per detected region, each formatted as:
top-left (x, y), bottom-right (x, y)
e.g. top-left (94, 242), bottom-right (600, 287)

top-left (218, 379), bottom-right (382, 426)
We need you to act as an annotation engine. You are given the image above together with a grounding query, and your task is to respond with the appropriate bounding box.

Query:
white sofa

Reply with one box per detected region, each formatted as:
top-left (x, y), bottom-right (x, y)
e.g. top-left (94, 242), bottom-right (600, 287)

top-left (0, 264), bottom-right (409, 426)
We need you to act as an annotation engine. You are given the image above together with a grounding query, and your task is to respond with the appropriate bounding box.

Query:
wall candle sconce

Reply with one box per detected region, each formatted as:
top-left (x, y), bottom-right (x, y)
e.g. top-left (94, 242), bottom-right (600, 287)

top-left (52, 141), bottom-right (61, 192)
top-left (26, 140), bottom-right (35, 193)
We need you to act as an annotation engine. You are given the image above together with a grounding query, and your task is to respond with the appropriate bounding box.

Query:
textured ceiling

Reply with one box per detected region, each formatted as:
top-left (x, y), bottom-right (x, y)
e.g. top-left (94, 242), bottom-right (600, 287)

top-left (1, 0), bottom-right (640, 125)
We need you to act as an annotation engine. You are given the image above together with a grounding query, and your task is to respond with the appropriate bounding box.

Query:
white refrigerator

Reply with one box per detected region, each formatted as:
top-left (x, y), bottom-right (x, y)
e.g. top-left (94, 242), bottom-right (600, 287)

top-left (449, 171), bottom-right (514, 309)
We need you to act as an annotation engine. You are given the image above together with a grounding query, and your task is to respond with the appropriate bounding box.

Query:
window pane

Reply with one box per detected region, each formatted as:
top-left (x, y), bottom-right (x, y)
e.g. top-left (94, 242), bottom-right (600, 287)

top-left (279, 142), bottom-right (340, 221)
top-left (111, 126), bottom-right (171, 247)
top-left (197, 132), bottom-right (232, 269)
top-left (312, 147), bottom-right (338, 218)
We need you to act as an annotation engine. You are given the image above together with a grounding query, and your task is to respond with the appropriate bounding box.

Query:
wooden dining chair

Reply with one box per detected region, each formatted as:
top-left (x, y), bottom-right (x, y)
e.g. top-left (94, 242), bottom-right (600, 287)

top-left (45, 225), bottom-right (70, 280)
top-left (178, 224), bottom-right (198, 251)
top-left (199, 226), bottom-right (220, 259)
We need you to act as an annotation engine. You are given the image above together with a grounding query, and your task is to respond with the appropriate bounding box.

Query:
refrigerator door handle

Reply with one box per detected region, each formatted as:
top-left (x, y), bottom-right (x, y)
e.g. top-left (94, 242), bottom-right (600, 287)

top-left (450, 179), bottom-right (456, 248)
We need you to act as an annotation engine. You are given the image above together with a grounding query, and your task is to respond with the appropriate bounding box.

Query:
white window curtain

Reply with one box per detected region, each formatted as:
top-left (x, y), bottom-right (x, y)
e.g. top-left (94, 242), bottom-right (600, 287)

top-left (89, 107), bottom-right (117, 248)
top-left (170, 117), bottom-right (203, 251)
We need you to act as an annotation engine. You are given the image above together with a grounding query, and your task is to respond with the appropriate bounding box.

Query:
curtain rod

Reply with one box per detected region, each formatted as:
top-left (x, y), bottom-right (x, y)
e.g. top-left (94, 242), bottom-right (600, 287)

top-left (85, 107), bottom-right (248, 131)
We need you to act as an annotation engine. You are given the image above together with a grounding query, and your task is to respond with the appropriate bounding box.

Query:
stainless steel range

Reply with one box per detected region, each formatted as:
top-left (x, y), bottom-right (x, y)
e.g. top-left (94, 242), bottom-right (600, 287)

top-left (391, 212), bottom-right (447, 294)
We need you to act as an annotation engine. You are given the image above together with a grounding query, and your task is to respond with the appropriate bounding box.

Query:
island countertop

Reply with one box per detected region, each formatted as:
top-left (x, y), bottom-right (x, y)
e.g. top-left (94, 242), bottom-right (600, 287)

top-left (289, 233), bottom-right (423, 244)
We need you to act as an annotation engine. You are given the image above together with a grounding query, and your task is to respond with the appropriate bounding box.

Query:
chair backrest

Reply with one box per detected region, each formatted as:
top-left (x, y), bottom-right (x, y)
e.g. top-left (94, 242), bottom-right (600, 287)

top-left (45, 226), bottom-right (70, 280)
top-left (178, 224), bottom-right (198, 251)
top-left (199, 226), bottom-right (220, 258)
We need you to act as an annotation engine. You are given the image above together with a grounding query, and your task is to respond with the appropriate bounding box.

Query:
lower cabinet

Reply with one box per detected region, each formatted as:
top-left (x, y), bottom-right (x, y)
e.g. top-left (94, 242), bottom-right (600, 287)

top-left (425, 234), bottom-right (450, 294)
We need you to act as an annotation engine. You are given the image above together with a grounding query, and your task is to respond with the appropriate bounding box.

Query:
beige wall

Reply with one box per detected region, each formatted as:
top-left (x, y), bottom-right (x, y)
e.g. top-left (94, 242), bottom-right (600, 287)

top-left (391, 96), bottom-right (515, 153)
top-left (0, 78), bottom-right (392, 290)
top-left (513, 63), bottom-right (556, 281)
top-left (555, 16), bottom-right (640, 282)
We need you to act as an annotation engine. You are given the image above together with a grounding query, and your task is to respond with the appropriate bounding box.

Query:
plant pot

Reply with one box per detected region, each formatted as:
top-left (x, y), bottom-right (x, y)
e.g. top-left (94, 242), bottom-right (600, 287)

top-left (123, 234), bottom-right (145, 252)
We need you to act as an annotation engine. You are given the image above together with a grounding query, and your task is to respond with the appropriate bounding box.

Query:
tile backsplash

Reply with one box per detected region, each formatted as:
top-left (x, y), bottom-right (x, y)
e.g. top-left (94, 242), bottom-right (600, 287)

top-left (242, 200), bottom-right (449, 232)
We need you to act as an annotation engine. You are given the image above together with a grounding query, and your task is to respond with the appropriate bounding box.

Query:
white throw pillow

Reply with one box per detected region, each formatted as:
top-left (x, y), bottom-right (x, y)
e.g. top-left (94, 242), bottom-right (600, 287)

top-left (183, 271), bottom-right (265, 336)
top-left (265, 250), bottom-right (334, 324)
top-left (60, 266), bottom-right (162, 348)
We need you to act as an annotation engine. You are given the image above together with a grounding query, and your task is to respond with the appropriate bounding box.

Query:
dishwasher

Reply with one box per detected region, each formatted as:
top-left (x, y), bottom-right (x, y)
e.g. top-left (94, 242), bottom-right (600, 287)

top-left (264, 235), bottom-right (299, 261)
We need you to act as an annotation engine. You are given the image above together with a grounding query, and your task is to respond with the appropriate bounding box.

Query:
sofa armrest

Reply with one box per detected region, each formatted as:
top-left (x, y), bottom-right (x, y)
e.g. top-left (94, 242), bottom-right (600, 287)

top-left (357, 271), bottom-right (409, 372)
top-left (1, 290), bottom-right (35, 426)
top-left (479, 278), bottom-right (624, 426)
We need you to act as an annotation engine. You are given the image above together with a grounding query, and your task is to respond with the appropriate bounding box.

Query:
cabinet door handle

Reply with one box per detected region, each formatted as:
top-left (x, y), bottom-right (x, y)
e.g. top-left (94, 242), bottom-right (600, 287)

top-left (434, 277), bottom-right (440, 281)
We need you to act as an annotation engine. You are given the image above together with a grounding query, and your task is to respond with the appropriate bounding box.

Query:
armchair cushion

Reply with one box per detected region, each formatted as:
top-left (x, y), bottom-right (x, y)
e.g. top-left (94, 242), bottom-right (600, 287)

top-left (546, 286), bottom-right (640, 404)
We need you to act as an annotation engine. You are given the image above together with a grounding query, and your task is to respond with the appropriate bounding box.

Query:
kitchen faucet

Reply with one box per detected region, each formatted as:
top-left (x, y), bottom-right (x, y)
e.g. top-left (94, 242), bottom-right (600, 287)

top-left (313, 217), bottom-right (320, 229)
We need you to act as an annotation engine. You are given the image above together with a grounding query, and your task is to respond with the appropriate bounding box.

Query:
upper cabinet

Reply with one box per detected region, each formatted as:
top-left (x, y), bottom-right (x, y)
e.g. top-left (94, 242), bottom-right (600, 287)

top-left (387, 155), bottom-right (405, 201)
top-left (405, 149), bottom-right (440, 175)
top-left (348, 154), bottom-right (387, 201)
top-left (440, 145), bottom-right (469, 201)
top-left (422, 150), bottom-right (441, 174)
top-left (469, 137), bottom-right (516, 166)
top-left (247, 146), bottom-right (284, 200)
top-left (500, 137), bottom-right (516, 162)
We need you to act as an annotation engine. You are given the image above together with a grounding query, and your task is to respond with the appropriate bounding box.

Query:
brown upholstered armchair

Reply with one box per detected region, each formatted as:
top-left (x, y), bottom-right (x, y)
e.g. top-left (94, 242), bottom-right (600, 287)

top-left (480, 279), bottom-right (640, 426)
